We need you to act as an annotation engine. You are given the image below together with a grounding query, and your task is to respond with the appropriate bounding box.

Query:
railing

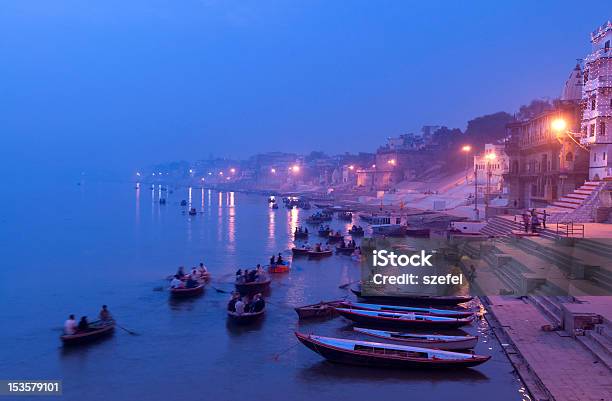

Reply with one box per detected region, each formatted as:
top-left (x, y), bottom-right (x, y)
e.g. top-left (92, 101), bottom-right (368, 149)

top-left (556, 222), bottom-right (585, 238)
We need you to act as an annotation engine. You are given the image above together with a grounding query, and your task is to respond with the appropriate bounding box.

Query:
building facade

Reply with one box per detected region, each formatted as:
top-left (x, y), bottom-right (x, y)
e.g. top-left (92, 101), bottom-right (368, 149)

top-left (581, 20), bottom-right (612, 180)
top-left (504, 102), bottom-right (589, 208)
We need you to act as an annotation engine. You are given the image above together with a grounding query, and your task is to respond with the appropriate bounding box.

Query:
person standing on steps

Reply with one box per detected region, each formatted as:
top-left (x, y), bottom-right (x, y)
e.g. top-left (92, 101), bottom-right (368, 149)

top-left (542, 209), bottom-right (547, 229)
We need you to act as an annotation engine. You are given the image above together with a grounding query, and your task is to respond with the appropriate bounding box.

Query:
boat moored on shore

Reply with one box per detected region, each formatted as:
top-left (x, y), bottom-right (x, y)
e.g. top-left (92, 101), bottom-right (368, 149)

top-left (340, 302), bottom-right (474, 318)
top-left (353, 328), bottom-right (478, 350)
top-left (295, 333), bottom-right (490, 369)
top-left (335, 308), bottom-right (473, 329)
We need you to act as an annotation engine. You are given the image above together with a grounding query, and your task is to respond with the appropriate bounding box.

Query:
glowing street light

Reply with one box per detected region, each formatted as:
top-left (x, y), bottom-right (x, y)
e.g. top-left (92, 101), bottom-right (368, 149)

top-left (348, 165), bottom-right (354, 170)
top-left (461, 145), bottom-right (472, 183)
top-left (219, 171), bottom-right (224, 176)
top-left (551, 118), bottom-right (567, 133)
top-left (387, 159), bottom-right (396, 166)
top-left (291, 165), bottom-right (300, 173)
top-left (485, 152), bottom-right (497, 161)
top-left (229, 168), bottom-right (236, 174)
top-left (270, 168), bottom-right (276, 174)
top-left (371, 164), bottom-right (376, 168)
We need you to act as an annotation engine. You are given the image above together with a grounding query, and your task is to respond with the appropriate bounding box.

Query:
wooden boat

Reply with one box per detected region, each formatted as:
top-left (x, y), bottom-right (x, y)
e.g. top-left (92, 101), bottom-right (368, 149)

top-left (180, 200), bottom-right (188, 206)
top-left (335, 308), bottom-right (473, 329)
top-left (353, 328), bottom-right (478, 350)
top-left (340, 302), bottom-right (474, 319)
top-left (271, 203), bottom-right (279, 209)
top-left (227, 308), bottom-right (265, 325)
top-left (307, 249), bottom-right (333, 258)
top-left (338, 212), bottom-right (353, 221)
top-left (188, 208), bottom-right (197, 216)
top-left (294, 300), bottom-right (344, 319)
top-left (61, 320), bottom-right (115, 346)
top-left (350, 288), bottom-right (473, 306)
top-left (295, 333), bottom-right (490, 369)
top-left (235, 278), bottom-right (271, 295)
top-left (335, 246), bottom-right (356, 255)
top-left (170, 283), bottom-right (205, 298)
top-left (292, 246), bottom-right (311, 256)
top-left (268, 262), bottom-right (290, 273)
top-left (318, 229), bottom-right (331, 237)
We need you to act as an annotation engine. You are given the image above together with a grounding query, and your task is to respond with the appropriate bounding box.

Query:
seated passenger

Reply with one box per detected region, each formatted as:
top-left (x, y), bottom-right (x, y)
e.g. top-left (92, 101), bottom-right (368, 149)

top-left (170, 275), bottom-right (184, 289)
top-left (99, 305), bottom-right (112, 321)
top-left (64, 314), bottom-right (77, 335)
top-left (77, 316), bottom-right (89, 332)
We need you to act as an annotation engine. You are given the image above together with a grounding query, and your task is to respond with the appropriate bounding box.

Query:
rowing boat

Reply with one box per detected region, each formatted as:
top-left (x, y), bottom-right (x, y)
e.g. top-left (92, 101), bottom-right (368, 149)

top-left (294, 300), bottom-right (344, 319)
top-left (335, 308), bottom-right (473, 329)
top-left (235, 278), bottom-right (271, 295)
top-left (340, 301), bottom-right (474, 318)
top-left (227, 308), bottom-right (265, 325)
top-left (268, 262), bottom-right (290, 273)
top-left (335, 246), bottom-right (356, 255)
top-left (170, 284), bottom-right (205, 298)
top-left (60, 319), bottom-right (115, 346)
top-left (292, 247), bottom-right (311, 256)
top-left (307, 249), bottom-right (333, 258)
top-left (295, 333), bottom-right (489, 369)
top-left (350, 288), bottom-right (473, 306)
top-left (353, 328), bottom-right (478, 350)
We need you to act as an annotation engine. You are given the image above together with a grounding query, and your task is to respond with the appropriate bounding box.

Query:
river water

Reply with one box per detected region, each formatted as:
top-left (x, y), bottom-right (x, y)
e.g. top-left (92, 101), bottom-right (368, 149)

top-left (0, 181), bottom-right (528, 401)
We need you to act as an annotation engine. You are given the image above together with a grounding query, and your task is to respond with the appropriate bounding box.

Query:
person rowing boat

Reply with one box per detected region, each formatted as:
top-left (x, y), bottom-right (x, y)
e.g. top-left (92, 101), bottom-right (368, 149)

top-left (99, 305), bottom-right (112, 321)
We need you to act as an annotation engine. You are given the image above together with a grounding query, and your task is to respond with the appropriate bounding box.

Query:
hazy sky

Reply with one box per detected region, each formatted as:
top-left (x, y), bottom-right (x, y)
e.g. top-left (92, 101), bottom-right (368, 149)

top-left (1, 1), bottom-right (609, 177)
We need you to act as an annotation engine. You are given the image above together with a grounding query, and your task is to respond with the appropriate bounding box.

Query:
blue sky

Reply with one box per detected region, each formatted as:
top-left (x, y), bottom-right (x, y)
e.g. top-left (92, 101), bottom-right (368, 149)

top-left (1, 1), bottom-right (609, 177)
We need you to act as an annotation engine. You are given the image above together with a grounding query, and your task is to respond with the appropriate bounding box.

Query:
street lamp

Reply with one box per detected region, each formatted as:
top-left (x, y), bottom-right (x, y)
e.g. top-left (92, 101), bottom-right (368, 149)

top-left (291, 165), bottom-right (300, 173)
top-left (230, 168), bottom-right (236, 174)
top-left (485, 153), bottom-right (497, 208)
top-left (270, 168), bottom-right (276, 174)
top-left (461, 145), bottom-right (472, 184)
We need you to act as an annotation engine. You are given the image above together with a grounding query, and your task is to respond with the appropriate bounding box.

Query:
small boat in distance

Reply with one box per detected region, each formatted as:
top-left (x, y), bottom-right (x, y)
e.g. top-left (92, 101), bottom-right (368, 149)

top-left (268, 262), bottom-right (290, 273)
top-left (188, 208), bottom-right (197, 216)
top-left (291, 246), bottom-right (311, 256)
top-left (294, 300), bottom-right (344, 319)
top-left (60, 320), bottom-right (115, 346)
top-left (227, 308), bottom-right (265, 325)
top-left (295, 333), bottom-right (490, 369)
top-left (235, 278), bottom-right (271, 295)
top-left (335, 246), bottom-right (356, 255)
top-left (340, 302), bottom-right (474, 318)
top-left (353, 328), bottom-right (478, 350)
top-left (170, 284), bottom-right (205, 298)
top-left (335, 308), bottom-right (473, 329)
top-left (370, 215), bottom-right (407, 237)
top-left (307, 249), bottom-right (333, 258)
top-left (348, 226), bottom-right (364, 236)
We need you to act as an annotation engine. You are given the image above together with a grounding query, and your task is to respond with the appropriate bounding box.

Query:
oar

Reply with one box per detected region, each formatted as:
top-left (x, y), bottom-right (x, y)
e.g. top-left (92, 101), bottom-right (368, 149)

top-left (116, 322), bottom-right (139, 336)
top-left (339, 279), bottom-right (359, 289)
top-left (212, 285), bottom-right (232, 294)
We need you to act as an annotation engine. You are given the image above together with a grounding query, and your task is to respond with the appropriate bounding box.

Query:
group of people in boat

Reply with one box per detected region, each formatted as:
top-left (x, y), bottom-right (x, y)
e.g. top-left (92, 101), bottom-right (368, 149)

top-left (338, 238), bottom-right (357, 248)
top-left (227, 292), bottom-right (266, 315)
top-left (294, 226), bottom-right (309, 235)
top-left (313, 243), bottom-right (330, 252)
top-left (318, 224), bottom-right (331, 232)
top-left (236, 265), bottom-right (268, 283)
top-left (269, 253), bottom-right (285, 265)
top-left (170, 263), bottom-right (208, 289)
top-left (350, 225), bottom-right (364, 232)
top-left (63, 305), bottom-right (112, 335)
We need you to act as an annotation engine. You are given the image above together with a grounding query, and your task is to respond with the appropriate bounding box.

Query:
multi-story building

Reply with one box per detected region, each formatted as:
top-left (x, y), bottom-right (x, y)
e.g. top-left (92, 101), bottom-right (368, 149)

top-left (581, 20), bottom-right (612, 180)
top-left (473, 144), bottom-right (509, 193)
top-left (504, 101), bottom-right (589, 208)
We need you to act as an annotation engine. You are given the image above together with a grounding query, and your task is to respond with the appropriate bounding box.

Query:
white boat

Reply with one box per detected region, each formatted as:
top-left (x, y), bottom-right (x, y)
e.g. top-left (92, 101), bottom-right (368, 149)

top-left (449, 220), bottom-right (486, 235)
top-left (354, 328), bottom-right (478, 350)
top-left (370, 215), bottom-right (407, 237)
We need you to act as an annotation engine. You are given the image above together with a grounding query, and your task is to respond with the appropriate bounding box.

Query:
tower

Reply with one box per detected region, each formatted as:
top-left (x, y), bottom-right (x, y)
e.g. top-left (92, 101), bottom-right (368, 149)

top-left (581, 20), bottom-right (612, 180)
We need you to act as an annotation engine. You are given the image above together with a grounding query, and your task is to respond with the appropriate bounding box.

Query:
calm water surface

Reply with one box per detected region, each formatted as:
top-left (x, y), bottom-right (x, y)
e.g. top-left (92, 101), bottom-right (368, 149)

top-left (0, 181), bottom-right (528, 401)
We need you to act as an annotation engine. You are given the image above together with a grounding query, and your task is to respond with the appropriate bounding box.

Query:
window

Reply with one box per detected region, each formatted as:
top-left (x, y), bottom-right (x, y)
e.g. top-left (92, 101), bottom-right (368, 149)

top-left (584, 69), bottom-right (589, 82)
top-left (591, 124), bottom-right (596, 137)
top-left (604, 152), bottom-right (607, 161)
top-left (565, 152), bottom-right (573, 162)
top-left (601, 122), bottom-right (606, 137)
top-left (591, 97), bottom-right (596, 110)
top-left (606, 40), bottom-right (611, 51)
top-left (594, 153), bottom-right (597, 162)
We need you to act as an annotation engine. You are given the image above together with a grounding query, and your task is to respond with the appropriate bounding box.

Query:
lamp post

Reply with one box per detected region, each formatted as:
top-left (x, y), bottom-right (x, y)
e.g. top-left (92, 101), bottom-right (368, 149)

top-left (485, 153), bottom-right (497, 209)
top-left (461, 145), bottom-right (472, 184)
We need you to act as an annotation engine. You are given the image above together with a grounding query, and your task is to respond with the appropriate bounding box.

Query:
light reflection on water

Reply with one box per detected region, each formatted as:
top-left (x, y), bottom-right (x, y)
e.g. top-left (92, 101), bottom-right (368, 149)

top-left (0, 182), bottom-right (527, 401)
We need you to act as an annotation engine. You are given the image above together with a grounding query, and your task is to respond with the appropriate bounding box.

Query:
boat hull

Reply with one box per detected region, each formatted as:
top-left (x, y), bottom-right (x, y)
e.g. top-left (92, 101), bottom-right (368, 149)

top-left (235, 279), bottom-right (271, 295)
top-left (295, 333), bottom-right (489, 369)
top-left (295, 301), bottom-right (343, 319)
top-left (61, 321), bottom-right (115, 346)
top-left (308, 250), bottom-right (333, 258)
top-left (354, 328), bottom-right (478, 350)
top-left (292, 248), bottom-right (310, 256)
top-left (227, 310), bottom-right (265, 325)
top-left (170, 284), bottom-right (205, 298)
top-left (336, 247), bottom-right (356, 255)
top-left (336, 309), bottom-right (472, 329)
top-left (350, 289), bottom-right (472, 306)
top-left (341, 302), bottom-right (474, 319)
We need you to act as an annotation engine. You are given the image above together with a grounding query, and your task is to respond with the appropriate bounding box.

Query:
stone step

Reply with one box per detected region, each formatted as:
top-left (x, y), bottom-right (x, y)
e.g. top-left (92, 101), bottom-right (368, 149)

top-left (587, 269), bottom-right (612, 292)
top-left (551, 201), bottom-right (579, 209)
top-left (577, 334), bottom-right (612, 370)
top-left (589, 328), bottom-right (612, 358)
top-left (528, 295), bottom-right (562, 326)
top-left (575, 240), bottom-right (612, 258)
top-left (596, 323), bottom-right (612, 343)
top-left (564, 193), bottom-right (589, 200)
